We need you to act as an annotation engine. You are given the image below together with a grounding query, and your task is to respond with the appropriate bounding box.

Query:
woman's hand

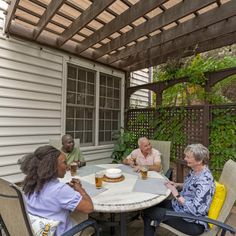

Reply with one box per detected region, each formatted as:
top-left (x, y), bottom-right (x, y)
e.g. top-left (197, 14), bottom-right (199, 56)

top-left (165, 181), bottom-right (179, 197)
top-left (167, 181), bottom-right (183, 190)
top-left (69, 178), bottom-right (84, 192)
top-left (165, 181), bottom-right (185, 205)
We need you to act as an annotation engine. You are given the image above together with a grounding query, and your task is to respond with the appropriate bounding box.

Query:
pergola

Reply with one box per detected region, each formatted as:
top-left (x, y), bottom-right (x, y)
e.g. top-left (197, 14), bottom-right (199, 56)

top-left (4, 0), bottom-right (236, 72)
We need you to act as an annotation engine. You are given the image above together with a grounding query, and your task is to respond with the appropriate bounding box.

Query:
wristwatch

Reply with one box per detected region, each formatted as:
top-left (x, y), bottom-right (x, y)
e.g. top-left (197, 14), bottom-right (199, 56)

top-left (175, 194), bottom-right (181, 199)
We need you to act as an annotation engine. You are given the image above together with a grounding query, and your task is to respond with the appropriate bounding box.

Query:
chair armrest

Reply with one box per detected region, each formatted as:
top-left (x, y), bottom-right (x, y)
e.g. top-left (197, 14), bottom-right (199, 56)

top-left (159, 211), bottom-right (235, 235)
top-left (61, 219), bottom-right (100, 236)
top-left (165, 168), bottom-right (173, 180)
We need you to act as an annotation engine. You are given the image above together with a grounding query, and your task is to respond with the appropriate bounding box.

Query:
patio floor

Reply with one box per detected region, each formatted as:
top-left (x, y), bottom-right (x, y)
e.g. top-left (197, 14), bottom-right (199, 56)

top-left (1, 207), bottom-right (235, 236)
top-left (100, 206), bottom-right (236, 236)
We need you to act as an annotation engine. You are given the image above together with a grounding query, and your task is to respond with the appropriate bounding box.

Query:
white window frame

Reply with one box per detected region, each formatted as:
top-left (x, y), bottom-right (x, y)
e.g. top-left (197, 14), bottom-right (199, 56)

top-left (62, 57), bottom-right (125, 148)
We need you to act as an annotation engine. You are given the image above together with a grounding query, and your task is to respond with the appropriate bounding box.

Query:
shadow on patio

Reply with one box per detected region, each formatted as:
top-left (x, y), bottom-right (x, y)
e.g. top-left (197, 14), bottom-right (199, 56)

top-left (113, 206), bottom-right (236, 236)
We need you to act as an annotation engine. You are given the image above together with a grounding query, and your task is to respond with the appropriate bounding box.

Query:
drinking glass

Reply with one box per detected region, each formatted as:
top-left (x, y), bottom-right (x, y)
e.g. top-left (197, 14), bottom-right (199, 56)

top-left (140, 166), bottom-right (148, 180)
top-left (95, 172), bottom-right (103, 188)
top-left (70, 162), bottom-right (78, 176)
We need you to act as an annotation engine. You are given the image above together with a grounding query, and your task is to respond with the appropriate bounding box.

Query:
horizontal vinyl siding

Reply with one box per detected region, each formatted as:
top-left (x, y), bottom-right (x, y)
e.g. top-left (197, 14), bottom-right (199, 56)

top-left (130, 69), bottom-right (151, 108)
top-left (0, 1), bottom-right (129, 182)
top-left (0, 30), bottom-right (64, 182)
top-left (82, 145), bottom-right (114, 165)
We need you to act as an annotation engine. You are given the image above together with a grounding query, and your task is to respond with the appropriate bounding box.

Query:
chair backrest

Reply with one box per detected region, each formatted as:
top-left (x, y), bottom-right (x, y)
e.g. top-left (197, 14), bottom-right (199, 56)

top-left (201, 159), bottom-right (236, 236)
top-left (0, 178), bottom-right (33, 236)
top-left (217, 159), bottom-right (236, 224)
top-left (149, 140), bottom-right (171, 174)
top-left (159, 160), bottom-right (236, 236)
top-left (49, 138), bottom-right (80, 150)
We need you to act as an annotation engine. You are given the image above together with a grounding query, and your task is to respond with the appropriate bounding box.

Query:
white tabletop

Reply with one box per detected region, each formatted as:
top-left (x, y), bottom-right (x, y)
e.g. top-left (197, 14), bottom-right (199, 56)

top-left (61, 164), bottom-right (170, 213)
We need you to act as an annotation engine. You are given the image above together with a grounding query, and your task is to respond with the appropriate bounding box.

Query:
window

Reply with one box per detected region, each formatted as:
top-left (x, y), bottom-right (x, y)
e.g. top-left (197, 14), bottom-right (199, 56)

top-left (99, 73), bottom-right (121, 144)
top-left (66, 65), bottom-right (121, 146)
top-left (66, 65), bottom-right (95, 145)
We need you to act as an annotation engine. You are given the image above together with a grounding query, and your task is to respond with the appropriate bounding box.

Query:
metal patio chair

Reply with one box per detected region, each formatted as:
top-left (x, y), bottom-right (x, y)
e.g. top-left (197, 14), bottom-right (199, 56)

top-left (152, 159), bottom-right (236, 236)
top-left (0, 178), bottom-right (99, 236)
top-left (149, 140), bottom-right (173, 180)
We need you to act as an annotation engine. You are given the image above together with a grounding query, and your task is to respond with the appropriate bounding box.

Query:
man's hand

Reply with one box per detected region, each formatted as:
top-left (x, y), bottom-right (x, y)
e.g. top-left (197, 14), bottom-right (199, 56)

top-left (127, 158), bottom-right (135, 167)
top-left (133, 165), bottom-right (142, 172)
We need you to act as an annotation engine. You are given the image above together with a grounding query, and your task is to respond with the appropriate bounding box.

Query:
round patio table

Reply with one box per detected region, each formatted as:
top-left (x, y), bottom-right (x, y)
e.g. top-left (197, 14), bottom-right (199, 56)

top-left (61, 164), bottom-right (171, 236)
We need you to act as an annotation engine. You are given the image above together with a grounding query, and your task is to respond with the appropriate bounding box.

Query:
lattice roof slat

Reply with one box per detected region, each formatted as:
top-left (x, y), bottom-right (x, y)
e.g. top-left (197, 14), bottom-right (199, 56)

top-left (19, 0), bottom-right (45, 15)
top-left (33, 0), bottom-right (66, 39)
top-left (57, 0), bottom-right (116, 47)
top-left (5, 0), bottom-right (236, 72)
top-left (103, 0), bottom-right (236, 65)
top-left (92, 0), bottom-right (218, 60)
top-left (15, 9), bottom-right (39, 24)
top-left (145, 7), bottom-right (163, 18)
top-left (76, 0), bottom-right (166, 53)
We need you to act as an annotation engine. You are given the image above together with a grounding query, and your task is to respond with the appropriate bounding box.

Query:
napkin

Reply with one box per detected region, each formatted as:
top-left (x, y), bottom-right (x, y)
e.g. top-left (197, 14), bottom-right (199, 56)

top-left (81, 180), bottom-right (107, 197)
top-left (118, 165), bottom-right (139, 176)
top-left (133, 178), bottom-right (168, 195)
top-left (78, 165), bottom-right (105, 177)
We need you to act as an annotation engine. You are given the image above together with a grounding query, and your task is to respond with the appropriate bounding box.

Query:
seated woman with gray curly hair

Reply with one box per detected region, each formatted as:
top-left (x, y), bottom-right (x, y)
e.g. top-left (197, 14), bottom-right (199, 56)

top-left (22, 145), bottom-right (94, 236)
top-left (143, 143), bottom-right (215, 236)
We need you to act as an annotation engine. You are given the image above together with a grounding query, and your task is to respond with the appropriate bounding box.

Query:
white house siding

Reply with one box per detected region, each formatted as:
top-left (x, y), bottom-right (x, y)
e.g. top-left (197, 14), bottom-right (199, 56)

top-left (0, 3), bottom-right (119, 183)
top-left (130, 68), bottom-right (152, 108)
top-left (0, 1), bottom-right (149, 182)
top-left (0, 3), bottom-right (64, 182)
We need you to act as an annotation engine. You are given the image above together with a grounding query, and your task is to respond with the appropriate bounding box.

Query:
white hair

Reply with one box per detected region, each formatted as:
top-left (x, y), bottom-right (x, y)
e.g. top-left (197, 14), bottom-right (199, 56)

top-left (138, 137), bottom-right (148, 147)
top-left (184, 143), bottom-right (210, 165)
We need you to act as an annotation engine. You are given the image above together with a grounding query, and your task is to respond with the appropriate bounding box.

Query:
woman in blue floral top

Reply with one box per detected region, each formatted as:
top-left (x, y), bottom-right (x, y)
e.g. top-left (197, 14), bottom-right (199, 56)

top-left (143, 143), bottom-right (215, 236)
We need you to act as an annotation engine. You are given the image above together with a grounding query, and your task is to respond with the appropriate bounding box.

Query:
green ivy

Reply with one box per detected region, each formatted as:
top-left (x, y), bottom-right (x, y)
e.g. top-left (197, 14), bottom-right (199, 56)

top-left (208, 109), bottom-right (236, 179)
top-left (111, 129), bottom-right (138, 163)
top-left (152, 108), bottom-right (187, 161)
top-left (111, 113), bottom-right (153, 163)
top-left (156, 54), bottom-right (236, 85)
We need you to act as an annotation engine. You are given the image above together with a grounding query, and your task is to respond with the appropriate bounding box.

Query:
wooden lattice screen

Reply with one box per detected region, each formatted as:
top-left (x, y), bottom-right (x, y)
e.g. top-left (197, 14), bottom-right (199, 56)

top-left (126, 106), bottom-right (205, 159)
top-left (126, 104), bottom-right (235, 181)
top-left (126, 108), bottom-right (155, 139)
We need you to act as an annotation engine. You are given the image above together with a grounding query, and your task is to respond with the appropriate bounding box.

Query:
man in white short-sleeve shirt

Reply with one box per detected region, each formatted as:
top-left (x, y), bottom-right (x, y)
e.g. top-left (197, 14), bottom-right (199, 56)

top-left (123, 137), bottom-right (162, 172)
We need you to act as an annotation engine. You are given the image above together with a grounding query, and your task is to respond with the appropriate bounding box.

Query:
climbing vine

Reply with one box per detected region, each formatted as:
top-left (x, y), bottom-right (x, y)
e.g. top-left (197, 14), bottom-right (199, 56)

top-left (208, 108), bottom-right (236, 179)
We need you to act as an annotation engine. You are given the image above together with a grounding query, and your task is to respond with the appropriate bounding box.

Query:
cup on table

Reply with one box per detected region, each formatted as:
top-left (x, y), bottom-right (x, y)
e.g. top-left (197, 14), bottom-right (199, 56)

top-left (95, 172), bottom-right (103, 189)
top-left (140, 166), bottom-right (148, 180)
top-left (78, 161), bottom-right (86, 168)
top-left (70, 162), bottom-right (78, 176)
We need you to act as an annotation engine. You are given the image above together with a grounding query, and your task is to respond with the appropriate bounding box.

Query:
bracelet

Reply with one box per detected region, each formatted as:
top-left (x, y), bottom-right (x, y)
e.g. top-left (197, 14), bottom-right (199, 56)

top-left (175, 194), bottom-right (181, 199)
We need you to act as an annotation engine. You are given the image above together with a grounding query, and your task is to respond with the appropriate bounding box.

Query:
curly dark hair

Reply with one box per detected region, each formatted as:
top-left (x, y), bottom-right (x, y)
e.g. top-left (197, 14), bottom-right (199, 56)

top-left (23, 145), bottom-right (61, 196)
top-left (18, 154), bottom-right (34, 175)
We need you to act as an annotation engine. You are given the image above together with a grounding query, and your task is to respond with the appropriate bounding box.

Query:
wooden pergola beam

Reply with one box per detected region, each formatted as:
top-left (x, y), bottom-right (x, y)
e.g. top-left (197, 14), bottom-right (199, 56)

top-left (57, 0), bottom-right (116, 47)
top-left (9, 21), bottom-right (123, 72)
top-left (126, 32), bottom-right (236, 72)
top-left (76, 0), bottom-right (167, 53)
top-left (33, 0), bottom-right (66, 40)
top-left (105, 0), bottom-right (236, 65)
top-left (121, 16), bottom-right (236, 69)
top-left (4, 0), bottom-right (20, 34)
top-left (93, 0), bottom-right (217, 59)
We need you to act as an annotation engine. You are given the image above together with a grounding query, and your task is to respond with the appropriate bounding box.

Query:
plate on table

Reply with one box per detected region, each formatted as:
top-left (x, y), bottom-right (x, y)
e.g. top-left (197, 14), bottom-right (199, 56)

top-left (103, 174), bottom-right (125, 183)
top-left (105, 168), bottom-right (122, 178)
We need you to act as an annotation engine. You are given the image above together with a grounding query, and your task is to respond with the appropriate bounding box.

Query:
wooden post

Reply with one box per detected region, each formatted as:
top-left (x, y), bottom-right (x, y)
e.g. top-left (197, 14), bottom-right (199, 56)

top-left (124, 72), bottom-right (131, 130)
top-left (203, 75), bottom-right (211, 147)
